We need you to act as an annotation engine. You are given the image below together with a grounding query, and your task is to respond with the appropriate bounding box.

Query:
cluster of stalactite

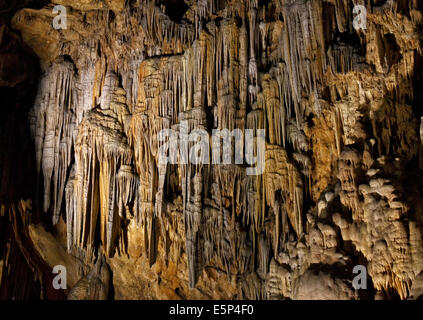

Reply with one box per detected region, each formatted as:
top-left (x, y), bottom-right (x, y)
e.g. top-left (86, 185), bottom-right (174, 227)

top-left (0, 17), bottom-right (65, 299)
top-left (15, 0), bottom-right (423, 299)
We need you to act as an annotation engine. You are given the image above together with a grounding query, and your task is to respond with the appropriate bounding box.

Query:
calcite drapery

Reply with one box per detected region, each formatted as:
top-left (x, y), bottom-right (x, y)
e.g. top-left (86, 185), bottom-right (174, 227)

top-left (2, 0), bottom-right (423, 300)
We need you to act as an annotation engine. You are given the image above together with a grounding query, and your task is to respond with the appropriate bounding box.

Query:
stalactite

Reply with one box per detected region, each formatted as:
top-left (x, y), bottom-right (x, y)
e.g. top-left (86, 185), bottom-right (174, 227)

top-left (264, 145), bottom-right (304, 238)
top-left (31, 57), bottom-right (77, 226)
top-left (13, 0), bottom-right (423, 300)
top-left (66, 73), bottom-right (134, 259)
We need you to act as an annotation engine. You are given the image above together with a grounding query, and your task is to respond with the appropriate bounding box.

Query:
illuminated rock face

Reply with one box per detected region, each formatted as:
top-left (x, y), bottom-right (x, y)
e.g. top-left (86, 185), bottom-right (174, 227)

top-left (1, 0), bottom-right (423, 300)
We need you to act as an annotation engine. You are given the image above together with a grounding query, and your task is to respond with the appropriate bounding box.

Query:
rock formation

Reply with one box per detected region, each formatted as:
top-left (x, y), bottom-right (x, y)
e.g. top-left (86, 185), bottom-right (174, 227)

top-left (1, 0), bottom-right (423, 300)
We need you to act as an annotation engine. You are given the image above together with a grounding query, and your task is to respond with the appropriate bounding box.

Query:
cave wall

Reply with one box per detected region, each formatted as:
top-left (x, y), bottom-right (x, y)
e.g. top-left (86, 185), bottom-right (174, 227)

top-left (1, 0), bottom-right (423, 300)
top-left (0, 0), bottom-right (69, 300)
